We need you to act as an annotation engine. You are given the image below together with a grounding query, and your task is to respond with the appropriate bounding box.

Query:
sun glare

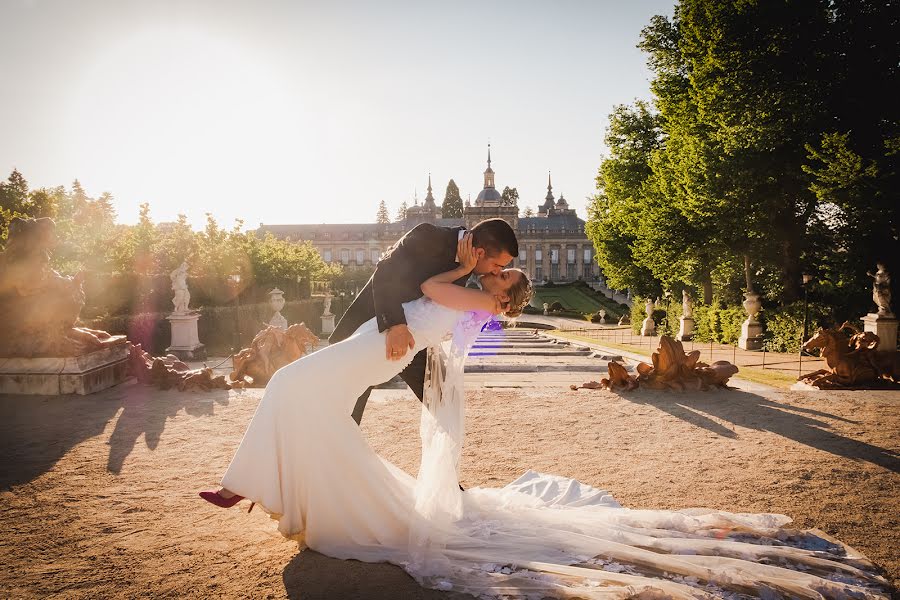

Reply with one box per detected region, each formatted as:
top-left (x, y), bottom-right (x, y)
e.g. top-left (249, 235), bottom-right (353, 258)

top-left (63, 26), bottom-right (309, 225)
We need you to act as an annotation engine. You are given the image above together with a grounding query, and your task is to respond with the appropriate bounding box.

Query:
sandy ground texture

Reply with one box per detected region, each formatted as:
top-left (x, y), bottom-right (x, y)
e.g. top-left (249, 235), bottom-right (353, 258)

top-left (1, 380), bottom-right (898, 599)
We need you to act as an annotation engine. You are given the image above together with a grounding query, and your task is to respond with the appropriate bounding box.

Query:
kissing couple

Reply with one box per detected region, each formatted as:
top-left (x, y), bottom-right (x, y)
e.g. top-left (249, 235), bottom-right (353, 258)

top-left (201, 219), bottom-right (889, 599)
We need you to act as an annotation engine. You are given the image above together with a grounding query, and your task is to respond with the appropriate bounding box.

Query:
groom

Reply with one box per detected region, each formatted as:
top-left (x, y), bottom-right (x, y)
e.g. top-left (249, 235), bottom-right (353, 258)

top-left (330, 218), bottom-right (519, 424)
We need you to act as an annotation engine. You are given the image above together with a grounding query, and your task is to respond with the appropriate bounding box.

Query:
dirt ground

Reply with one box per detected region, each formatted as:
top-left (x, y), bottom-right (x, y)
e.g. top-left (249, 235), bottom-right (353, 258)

top-left (0, 380), bottom-right (897, 598)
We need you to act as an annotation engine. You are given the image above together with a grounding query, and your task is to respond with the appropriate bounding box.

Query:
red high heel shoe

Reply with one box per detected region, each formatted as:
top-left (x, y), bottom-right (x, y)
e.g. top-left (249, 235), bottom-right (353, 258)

top-left (199, 490), bottom-right (255, 512)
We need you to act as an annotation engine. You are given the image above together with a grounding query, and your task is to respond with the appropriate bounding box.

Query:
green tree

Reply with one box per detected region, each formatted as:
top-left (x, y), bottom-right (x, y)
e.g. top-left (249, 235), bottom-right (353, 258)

top-left (500, 186), bottom-right (519, 207)
top-left (395, 200), bottom-right (408, 222)
top-left (441, 179), bottom-right (463, 217)
top-left (154, 214), bottom-right (199, 273)
top-left (111, 202), bottom-right (158, 275)
top-left (26, 186), bottom-right (65, 219)
top-left (586, 103), bottom-right (666, 300)
top-left (0, 169), bottom-right (31, 246)
top-left (376, 200), bottom-right (390, 224)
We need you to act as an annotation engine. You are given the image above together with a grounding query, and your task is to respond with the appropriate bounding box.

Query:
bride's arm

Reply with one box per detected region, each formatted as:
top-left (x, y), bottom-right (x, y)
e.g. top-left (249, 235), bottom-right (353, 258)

top-left (421, 233), bottom-right (500, 313)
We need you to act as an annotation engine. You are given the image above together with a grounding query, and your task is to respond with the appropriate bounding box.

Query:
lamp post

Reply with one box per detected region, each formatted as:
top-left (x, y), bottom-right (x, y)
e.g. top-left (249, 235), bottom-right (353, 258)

top-left (801, 272), bottom-right (812, 350)
top-left (339, 291), bottom-right (346, 318)
top-left (229, 273), bottom-right (242, 350)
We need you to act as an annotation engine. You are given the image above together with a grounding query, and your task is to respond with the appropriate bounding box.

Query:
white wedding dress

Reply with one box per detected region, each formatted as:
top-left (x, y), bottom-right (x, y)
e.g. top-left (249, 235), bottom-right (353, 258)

top-left (220, 297), bottom-right (890, 599)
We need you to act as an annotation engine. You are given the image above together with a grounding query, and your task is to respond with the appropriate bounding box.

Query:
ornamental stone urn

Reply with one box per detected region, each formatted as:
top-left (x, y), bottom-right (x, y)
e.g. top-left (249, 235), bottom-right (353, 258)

top-left (543, 302), bottom-right (550, 316)
top-left (738, 291), bottom-right (764, 350)
top-left (598, 309), bottom-right (607, 324)
top-left (268, 288), bottom-right (288, 330)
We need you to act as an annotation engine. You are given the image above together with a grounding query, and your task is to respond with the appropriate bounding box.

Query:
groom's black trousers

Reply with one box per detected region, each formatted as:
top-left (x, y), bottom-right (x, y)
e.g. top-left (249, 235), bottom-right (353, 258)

top-left (351, 348), bottom-right (427, 425)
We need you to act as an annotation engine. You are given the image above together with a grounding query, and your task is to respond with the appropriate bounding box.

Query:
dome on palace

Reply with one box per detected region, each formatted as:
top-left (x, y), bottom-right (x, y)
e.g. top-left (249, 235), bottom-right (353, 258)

top-left (475, 187), bottom-right (502, 205)
top-left (474, 144), bottom-right (503, 206)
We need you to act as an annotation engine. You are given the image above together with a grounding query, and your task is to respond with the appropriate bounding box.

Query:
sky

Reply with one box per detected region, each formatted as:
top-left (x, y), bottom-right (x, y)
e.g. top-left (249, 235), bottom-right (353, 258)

top-left (0, 0), bottom-right (673, 228)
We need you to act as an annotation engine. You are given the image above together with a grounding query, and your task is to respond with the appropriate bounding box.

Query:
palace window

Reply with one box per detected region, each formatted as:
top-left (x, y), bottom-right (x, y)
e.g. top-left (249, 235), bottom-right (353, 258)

top-left (518, 249), bottom-right (526, 262)
top-left (355, 249), bottom-right (365, 264)
top-left (341, 249), bottom-right (350, 264)
top-left (371, 249), bottom-right (381, 263)
top-left (567, 248), bottom-right (576, 264)
top-left (550, 249), bottom-right (559, 265)
top-left (583, 248), bottom-right (592, 263)
top-left (322, 249), bottom-right (332, 263)
top-left (535, 249), bottom-right (542, 262)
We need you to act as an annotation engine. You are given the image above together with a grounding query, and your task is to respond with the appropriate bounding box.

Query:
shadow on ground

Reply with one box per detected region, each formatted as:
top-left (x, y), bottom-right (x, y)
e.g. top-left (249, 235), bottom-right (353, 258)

top-left (282, 550), bottom-right (474, 600)
top-left (105, 385), bottom-right (230, 474)
top-left (618, 389), bottom-right (899, 473)
top-left (0, 382), bottom-right (231, 489)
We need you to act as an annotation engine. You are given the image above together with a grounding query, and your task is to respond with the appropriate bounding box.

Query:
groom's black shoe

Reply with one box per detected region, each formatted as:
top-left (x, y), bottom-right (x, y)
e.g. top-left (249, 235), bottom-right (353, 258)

top-left (459, 484), bottom-right (465, 491)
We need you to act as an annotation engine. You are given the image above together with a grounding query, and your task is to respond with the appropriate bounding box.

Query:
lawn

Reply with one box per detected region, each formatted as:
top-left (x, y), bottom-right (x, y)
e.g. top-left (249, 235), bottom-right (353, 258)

top-left (532, 284), bottom-right (627, 318)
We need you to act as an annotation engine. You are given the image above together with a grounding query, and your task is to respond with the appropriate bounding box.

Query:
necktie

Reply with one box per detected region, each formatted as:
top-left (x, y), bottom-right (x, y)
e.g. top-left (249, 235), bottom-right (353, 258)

top-left (466, 274), bottom-right (482, 289)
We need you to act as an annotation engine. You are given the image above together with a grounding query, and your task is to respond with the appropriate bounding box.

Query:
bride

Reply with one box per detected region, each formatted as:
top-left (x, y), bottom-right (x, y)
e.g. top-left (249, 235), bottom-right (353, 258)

top-left (201, 236), bottom-right (890, 599)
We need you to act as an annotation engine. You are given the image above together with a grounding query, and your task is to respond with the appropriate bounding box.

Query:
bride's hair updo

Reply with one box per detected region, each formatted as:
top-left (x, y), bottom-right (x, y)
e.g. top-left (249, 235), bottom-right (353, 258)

top-left (501, 269), bottom-right (534, 318)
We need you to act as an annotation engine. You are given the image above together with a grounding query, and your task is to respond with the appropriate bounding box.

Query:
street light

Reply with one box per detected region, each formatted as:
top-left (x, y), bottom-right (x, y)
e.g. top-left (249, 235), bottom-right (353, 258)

top-left (229, 273), bottom-right (242, 350)
top-left (801, 272), bottom-right (812, 350)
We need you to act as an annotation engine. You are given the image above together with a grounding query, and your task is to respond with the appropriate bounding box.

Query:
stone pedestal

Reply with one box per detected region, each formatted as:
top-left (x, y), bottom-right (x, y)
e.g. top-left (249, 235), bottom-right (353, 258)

top-left (640, 317), bottom-right (656, 337)
top-left (166, 312), bottom-right (206, 361)
top-left (738, 318), bottom-right (764, 351)
top-left (677, 316), bottom-right (695, 341)
top-left (0, 338), bottom-right (129, 395)
top-left (269, 312), bottom-right (288, 331)
top-left (863, 313), bottom-right (898, 352)
top-left (321, 314), bottom-right (335, 336)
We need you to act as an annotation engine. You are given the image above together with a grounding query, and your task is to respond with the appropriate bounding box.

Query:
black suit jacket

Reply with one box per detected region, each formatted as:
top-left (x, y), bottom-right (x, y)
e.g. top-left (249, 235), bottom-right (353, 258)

top-left (329, 223), bottom-right (469, 399)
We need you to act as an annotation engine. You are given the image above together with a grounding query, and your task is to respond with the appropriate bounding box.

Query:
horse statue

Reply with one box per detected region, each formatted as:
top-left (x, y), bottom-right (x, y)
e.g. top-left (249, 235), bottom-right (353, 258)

top-left (800, 323), bottom-right (900, 388)
top-left (230, 322), bottom-right (319, 387)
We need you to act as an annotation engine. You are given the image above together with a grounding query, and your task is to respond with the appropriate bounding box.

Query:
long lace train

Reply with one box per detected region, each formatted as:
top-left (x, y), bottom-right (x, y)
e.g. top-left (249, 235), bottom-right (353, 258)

top-left (219, 298), bottom-right (891, 599)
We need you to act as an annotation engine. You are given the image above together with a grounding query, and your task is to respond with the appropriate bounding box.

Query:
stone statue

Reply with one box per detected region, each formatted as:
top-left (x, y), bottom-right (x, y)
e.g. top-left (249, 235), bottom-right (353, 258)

top-left (682, 289), bottom-right (693, 319)
top-left (0, 217), bottom-right (120, 357)
top-left (322, 291), bottom-right (333, 316)
top-left (170, 261), bottom-right (191, 314)
top-left (571, 336), bottom-right (738, 392)
top-left (869, 263), bottom-right (893, 316)
top-left (641, 299), bottom-right (656, 336)
top-left (127, 342), bottom-right (230, 392)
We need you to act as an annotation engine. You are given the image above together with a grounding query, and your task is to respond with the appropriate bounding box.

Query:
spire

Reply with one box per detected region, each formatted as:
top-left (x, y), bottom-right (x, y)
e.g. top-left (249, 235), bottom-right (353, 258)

top-left (482, 143), bottom-right (495, 189)
top-left (423, 172), bottom-right (436, 211)
top-left (414, 188), bottom-right (419, 205)
top-left (540, 170), bottom-right (555, 213)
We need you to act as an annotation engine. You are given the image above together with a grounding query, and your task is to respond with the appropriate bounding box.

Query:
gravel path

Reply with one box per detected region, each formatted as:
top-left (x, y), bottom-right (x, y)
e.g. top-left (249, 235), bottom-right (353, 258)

top-left (1, 381), bottom-right (897, 598)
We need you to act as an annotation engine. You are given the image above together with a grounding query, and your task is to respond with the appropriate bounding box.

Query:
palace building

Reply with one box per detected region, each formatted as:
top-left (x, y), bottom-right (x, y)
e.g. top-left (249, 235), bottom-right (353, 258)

top-left (258, 148), bottom-right (598, 285)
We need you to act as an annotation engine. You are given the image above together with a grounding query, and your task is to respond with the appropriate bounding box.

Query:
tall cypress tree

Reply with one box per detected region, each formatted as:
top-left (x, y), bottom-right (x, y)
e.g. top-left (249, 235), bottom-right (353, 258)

top-left (376, 200), bottom-right (390, 224)
top-left (442, 179), bottom-right (463, 218)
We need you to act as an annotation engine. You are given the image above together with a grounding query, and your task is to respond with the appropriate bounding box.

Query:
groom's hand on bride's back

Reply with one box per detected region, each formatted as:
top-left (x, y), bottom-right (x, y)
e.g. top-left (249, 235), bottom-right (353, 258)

top-left (386, 324), bottom-right (415, 360)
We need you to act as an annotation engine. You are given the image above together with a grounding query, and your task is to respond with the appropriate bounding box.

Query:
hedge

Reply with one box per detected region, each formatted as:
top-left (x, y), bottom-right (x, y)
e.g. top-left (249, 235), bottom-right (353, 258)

top-left (83, 298), bottom-right (325, 355)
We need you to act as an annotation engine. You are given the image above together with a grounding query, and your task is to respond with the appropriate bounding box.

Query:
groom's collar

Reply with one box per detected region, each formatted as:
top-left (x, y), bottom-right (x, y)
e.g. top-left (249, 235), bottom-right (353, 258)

top-left (454, 228), bottom-right (467, 262)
